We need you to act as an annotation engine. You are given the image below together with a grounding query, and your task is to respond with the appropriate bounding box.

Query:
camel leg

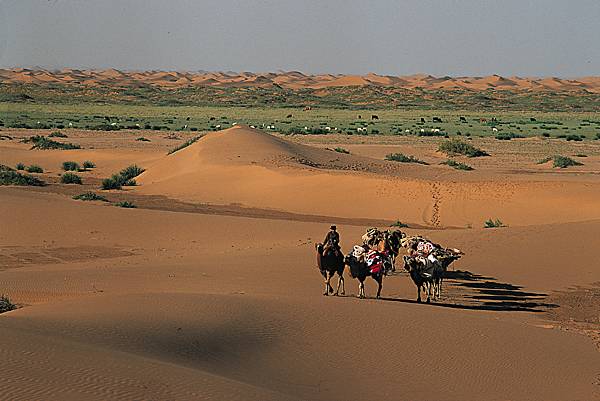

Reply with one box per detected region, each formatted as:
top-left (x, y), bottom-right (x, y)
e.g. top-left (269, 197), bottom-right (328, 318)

top-left (376, 277), bottom-right (382, 299)
top-left (359, 281), bottom-right (365, 298)
top-left (323, 277), bottom-right (329, 296)
top-left (426, 282), bottom-right (432, 303)
top-left (417, 285), bottom-right (422, 303)
top-left (335, 274), bottom-right (344, 296)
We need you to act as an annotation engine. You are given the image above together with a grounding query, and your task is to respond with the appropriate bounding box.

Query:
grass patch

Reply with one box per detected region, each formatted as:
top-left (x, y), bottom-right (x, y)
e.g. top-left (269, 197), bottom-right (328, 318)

top-left (168, 135), bottom-right (202, 155)
top-left (28, 135), bottom-right (80, 150)
top-left (441, 159), bottom-right (474, 171)
top-left (385, 153), bottom-right (429, 165)
top-left (438, 139), bottom-right (488, 157)
top-left (82, 160), bottom-right (96, 169)
top-left (574, 154), bottom-right (587, 158)
top-left (25, 165), bottom-right (43, 173)
top-left (484, 218), bottom-right (505, 228)
top-left (61, 172), bottom-right (82, 184)
top-left (48, 131), bottom-right (68, 138)
top-left (73, 192), bottom-right (108, 201)
top-left (0, 295), bottom-right (16, 314)
top-left (15, 162), bottom-right (25, 170)
top-left (566, 134), bottom-right (583, 142)
top-left (0, 170), bottom-right (45, 186)
top-left (333, 147), bottom-right (350, 154)
top-left (136, 137), bottom-right (151, 142)
top-left (115, 201), bottom-right (136, 208)
top-left (62, 161), bottom-right (81, 171)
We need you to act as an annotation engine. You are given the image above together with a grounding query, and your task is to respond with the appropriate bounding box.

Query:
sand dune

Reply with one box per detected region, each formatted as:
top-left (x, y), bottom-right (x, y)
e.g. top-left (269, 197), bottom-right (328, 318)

top-left (136, 126), bottom-right (600, 228)
top-left (2, 68), bottom-right (599, 92)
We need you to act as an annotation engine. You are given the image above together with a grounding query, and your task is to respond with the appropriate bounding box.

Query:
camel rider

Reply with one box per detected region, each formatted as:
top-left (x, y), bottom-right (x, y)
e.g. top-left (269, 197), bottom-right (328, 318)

top-left (323, 225), bottom-right (341, 256)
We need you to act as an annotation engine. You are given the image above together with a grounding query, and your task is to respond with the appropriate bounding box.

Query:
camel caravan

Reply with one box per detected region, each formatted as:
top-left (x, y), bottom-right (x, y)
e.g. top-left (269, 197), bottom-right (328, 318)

top-left (315, 226), bottom-right (464, 303)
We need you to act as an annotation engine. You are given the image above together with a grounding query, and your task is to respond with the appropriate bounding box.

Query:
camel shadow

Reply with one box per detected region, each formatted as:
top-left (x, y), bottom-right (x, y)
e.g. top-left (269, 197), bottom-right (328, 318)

top-left (382, 269), bottom-right (558, 313)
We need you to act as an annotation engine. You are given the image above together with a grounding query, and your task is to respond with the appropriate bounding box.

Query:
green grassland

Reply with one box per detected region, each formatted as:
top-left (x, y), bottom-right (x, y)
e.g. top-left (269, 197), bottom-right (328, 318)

top-left (1, 101), bottom-right (599, 140)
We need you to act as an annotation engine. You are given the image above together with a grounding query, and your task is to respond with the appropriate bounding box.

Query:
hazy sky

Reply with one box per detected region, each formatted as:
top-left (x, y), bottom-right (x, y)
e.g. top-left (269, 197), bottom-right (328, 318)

top-left (1, 0), bottom-right (599, 77)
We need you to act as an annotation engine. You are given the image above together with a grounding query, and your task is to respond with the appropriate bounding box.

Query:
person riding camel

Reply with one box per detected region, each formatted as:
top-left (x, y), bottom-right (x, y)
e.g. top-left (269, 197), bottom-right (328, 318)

top-left (323, 225), bottom-right (341, 256)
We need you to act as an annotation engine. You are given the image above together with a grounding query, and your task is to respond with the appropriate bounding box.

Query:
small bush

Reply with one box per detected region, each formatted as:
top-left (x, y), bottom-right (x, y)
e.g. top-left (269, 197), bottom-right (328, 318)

top-left (82, 160), bottom-right (96, 169)
top-left (15, 162), bottom-right (25, 170)
top-left (28, 135), bottom-right (80, 150)
top-left (61, 172), bottom-right (82, 184)
top-left (62, 161), bottom-right (80, 171)
top-left (595, 133), bottom-right (600, 140)
top-left (438, 139), bottom-right (488, 157)
top-left (495, 133), bottom-right (525, 140)
top-left (0, 170), bottom-right (45, 186)
top-left (73, 192), bottom-right (108, 202)
top-left (333, 147), bottom-right (350, 154)
top-left (0, 295), bottom-right (16, 313)
top-left (102, 175), bottom-right (123, 190)
top-left (484, 218), bottom-right (505, 228)
top-left (441, 159), bottom-right (474, 171)
top-left (390, 220), bottom-right (409, 228)
top-left (536, 156), bottom-right (553, 165)
top-left (385, 153), bottom-right (429, 165)
top-left (48, 131), bottom-right (68, 138)
top-left (115, 201), bottom-right (136, 208)
top-left (566, 134), bottom-right (583, 142)
top-left (553, 156), bottom-right (583, 168)
top-left (119, 165), bottom-right (145, 181)
top-left (136, 137), bottom-right (151, 142)
top-left (541, 133), bottom-right (550, 138)
top-left (25, 165), bottom-right (43, 173)
top-left (168, 135), bottom-right (202, 154)
top-left (574, 154), bottom-right (587, 158)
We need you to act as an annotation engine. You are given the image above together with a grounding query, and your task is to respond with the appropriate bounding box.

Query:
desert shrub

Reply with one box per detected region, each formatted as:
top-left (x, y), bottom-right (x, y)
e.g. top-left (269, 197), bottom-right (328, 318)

top-left (574, 154), bottom-right (587, 158)
top-left (553, 156), bottom-right (583, 168)
top-left (595, 133), bottom-right (600, 140)
top-left (168, 136), bottom-right (202, 154)
top-left (119, 165), bottom-right (145, 181)
top-left (48, 131), bottom-right (67, 138)
top-left (25, 165), bottom-right (43, 173)
top-left (136, 137), bottom-right (151, 142)
top-left (0, 295), bottom-right (16, 313)
top-left (566, 134), bottom-right (583, 142)
top-left (28, 135), bottom-right (80, 150)
top-left (15, 162), bottom-right (25, 170)
top-left (484, 218), bottom-right (505, 228)
top-left (541, 133), bottom-right (550, 138)
top-left (333, 147), bottom-right (350, 154)
top-left (102, 175), bottom-right (123, 190)
top-left (0, 164), bottom-right (14, 172)
top-left (73, 192), bottom-right (108, 202)
top-left (438, 139), bottom-right (488, 157)
top-left (101, 165), bottom-right (144, 190)
top-left (390, 220), bottom-right (409, 228)
top-left (0, 170), bottom-right (45, 186)
top-left (495, 133), bottom-right (524, 140)
top-left (82, 160), bottom-right (96, 169)
top-left (441, 159), bottom-right (474, 171)
top-left (115, 201), bottom-right (136, 208)
top-left (417, 130), bottom-right (445, 137)
top-left (61, 172), bottom-right (82, 184)
top-left (62, 161), bottom-right (80, 171)
top-left (385, 153), bottom-right (429, 165)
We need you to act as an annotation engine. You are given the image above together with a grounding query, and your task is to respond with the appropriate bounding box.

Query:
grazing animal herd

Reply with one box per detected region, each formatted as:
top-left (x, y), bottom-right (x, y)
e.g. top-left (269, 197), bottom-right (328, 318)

top-left (315, 227), bottom-right (463, 303)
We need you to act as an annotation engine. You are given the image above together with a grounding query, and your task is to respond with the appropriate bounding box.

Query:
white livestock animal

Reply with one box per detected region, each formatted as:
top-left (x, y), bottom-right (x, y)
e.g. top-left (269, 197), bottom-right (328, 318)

top-left (492, 127), bottom-right (498, 132)
top-left (216, 124), bottom-right (221, 129)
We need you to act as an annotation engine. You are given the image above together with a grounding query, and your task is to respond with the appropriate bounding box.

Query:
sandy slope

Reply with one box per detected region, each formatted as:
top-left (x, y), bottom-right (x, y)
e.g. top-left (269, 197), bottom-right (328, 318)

top-left (1, 189), bottom-right (599, 401)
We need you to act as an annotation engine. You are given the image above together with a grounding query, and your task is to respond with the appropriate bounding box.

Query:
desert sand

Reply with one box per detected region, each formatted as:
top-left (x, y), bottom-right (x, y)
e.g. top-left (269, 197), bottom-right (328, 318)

top-left (1, 125), bottom-right (599, 400)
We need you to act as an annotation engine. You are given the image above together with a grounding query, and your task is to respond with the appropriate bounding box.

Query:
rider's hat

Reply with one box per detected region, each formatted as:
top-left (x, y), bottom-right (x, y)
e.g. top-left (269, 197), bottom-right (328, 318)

top-left (330, 225), bottom-right (337, 230)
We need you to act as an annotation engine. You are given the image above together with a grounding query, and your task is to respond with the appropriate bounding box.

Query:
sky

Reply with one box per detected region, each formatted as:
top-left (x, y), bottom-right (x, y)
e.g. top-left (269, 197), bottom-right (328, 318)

top-left (1, 0), bottom-right (599, 77)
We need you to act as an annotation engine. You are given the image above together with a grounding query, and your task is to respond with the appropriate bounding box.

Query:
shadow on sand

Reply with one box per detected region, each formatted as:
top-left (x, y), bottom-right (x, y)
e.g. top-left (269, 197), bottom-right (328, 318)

top-left (379, 270), bottom-right (558, 313)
